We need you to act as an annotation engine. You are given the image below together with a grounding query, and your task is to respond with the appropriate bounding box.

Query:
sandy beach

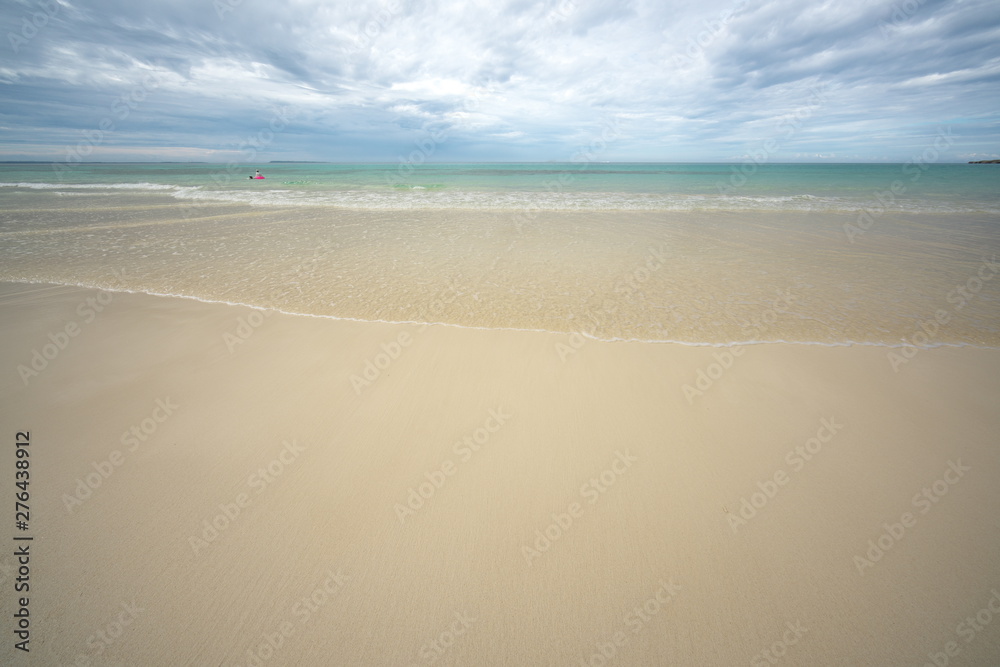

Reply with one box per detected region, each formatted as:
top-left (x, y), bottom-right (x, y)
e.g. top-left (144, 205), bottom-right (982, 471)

top-left (2, 280), bottom-right (998, 665)
top-left (4, 0), bottom-right (1000, 662)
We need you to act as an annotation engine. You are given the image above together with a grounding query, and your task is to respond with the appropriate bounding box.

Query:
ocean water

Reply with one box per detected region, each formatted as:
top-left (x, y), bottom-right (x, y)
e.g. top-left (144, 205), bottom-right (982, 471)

top-left (1, 162), bottom-right (998, 347)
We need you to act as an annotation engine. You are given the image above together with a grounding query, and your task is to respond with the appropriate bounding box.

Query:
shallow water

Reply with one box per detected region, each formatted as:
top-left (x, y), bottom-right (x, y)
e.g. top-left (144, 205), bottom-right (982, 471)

top-left (1, 163), bottom-right (998, 346)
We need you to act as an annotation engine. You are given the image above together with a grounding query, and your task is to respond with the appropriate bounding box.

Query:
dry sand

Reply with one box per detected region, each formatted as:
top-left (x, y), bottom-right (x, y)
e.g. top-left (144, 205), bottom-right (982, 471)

top-left (1, 281), bottom-right (998, 666)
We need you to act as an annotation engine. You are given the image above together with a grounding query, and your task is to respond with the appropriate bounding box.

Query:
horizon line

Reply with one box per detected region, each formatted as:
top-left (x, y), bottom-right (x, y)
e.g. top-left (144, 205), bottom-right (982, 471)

top-left (0, 160), bottom-right (988, 165)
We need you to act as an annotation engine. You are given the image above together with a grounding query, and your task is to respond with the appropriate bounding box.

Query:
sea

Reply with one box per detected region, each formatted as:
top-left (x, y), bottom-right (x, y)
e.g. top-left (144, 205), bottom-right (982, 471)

top-left (1, 161), bottom-right (998, 347)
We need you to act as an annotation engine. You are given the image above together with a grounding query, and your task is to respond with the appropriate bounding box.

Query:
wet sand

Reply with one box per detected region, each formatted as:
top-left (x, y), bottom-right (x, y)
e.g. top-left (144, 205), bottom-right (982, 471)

top-left (3, 195), bottom-right (999, 348)
top-left (1, 281), bottom-right (999, 665)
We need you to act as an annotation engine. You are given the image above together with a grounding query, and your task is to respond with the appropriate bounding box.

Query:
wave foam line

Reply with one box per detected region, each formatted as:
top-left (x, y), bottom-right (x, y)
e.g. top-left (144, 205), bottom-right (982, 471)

top-left (2, 278), bottom-right (996, 351)
top-left (168, 188), bottom-right (1000, 214)
top-left (0, 181), bottom-right (190, 191)
top-left (4, 182), bottom-right (999, 214)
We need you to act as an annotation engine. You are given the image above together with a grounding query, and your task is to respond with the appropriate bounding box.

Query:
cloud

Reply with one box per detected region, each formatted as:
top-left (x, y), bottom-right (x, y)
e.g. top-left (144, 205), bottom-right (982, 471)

top-left (0, 0), bottom-right (997, 161)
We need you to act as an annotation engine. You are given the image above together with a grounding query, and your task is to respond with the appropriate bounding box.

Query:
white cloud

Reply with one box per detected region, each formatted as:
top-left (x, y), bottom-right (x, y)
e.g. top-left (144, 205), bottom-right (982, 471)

top-left (0, 0), bottom-right (997, 160)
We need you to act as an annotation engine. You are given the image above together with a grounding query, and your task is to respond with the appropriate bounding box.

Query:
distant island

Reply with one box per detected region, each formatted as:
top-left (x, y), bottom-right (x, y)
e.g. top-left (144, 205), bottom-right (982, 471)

top-left (269, 160), bottom-right (326, 163)
top-left (968, 159), bottom-right (1000, 164)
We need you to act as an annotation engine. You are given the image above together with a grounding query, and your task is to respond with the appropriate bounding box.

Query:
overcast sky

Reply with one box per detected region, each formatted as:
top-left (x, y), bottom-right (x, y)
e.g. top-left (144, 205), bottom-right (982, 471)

top-left (1, 0), bottom-right (998, 162)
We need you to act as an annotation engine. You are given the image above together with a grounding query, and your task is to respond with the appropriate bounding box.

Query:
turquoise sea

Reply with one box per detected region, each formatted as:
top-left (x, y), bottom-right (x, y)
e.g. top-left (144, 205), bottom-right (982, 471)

top-left (2, 161), bottom-right (999, 213)
top-left (1, 162), bottom-right (998, 346)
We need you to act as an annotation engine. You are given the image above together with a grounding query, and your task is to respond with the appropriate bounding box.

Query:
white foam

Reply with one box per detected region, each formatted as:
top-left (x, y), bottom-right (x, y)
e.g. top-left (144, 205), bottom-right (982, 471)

top-left (4, 181), bottom-right (998, 214)
top-left (0, 181), bottom-right (182, 191)
top-left (4, 277), bottom-right (996, 351)
top-left (167, 187), bottom-right (1000, 214)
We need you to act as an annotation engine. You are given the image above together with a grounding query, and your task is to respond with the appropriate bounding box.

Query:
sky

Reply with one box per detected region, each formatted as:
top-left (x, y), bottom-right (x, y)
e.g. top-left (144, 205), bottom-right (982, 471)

top-left (0, 0), bottom-right (999, 163)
